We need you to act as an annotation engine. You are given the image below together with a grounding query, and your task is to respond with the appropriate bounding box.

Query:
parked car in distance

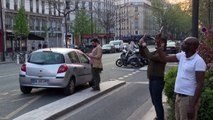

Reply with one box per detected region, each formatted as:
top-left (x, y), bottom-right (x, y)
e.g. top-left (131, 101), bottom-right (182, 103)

top-left (109, 40), bottom-right (124, 52)
top-left (166, 40), bottom-right (179, 54)
top-left (19, 48), bottom-right (93, 95)
top-left (102, 44), bottom-right (116, 53)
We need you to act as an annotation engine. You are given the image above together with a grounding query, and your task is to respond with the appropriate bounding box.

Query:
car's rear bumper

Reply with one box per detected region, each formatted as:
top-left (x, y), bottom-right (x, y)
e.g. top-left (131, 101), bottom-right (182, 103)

top-left (19, 75), bottom-right (68, 88)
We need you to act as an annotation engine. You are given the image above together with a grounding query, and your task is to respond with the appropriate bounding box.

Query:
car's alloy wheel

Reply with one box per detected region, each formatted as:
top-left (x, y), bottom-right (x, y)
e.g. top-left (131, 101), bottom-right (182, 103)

top-left (64, 79), bottom-right (75, 95)
top-left (20, 86), bottom-right (32, 94)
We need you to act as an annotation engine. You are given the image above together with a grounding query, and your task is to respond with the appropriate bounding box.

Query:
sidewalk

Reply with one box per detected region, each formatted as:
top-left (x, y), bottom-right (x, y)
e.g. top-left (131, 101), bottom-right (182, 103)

top-left (142, 93), bottom-right (168, 120)
top-left (0, 56), bottom-right (15, 64)
top-left (13, 79), bottom-right (169, 120)
top-left (14, 80), bottom-right (126, 120)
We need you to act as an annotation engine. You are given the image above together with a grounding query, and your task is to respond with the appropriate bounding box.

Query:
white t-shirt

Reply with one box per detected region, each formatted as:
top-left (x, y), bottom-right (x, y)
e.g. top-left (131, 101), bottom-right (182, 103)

top-left (175, 52), bottom-right (206, 96)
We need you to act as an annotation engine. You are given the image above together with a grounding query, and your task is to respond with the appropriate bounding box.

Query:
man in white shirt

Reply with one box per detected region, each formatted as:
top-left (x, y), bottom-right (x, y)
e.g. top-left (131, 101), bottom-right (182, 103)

top-left (157, 36), bottom-right (206, 120)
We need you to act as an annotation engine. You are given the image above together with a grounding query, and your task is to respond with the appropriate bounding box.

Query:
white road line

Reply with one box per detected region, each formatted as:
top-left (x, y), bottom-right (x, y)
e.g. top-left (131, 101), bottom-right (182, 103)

top-left (0, 95), bottom-right (43, 120)
top-left (128, 81), bottom-right (149, 84)
top-left (0, 92), bottom-right (9, 96)
top-left (0, 73), bottom-right (19, 78)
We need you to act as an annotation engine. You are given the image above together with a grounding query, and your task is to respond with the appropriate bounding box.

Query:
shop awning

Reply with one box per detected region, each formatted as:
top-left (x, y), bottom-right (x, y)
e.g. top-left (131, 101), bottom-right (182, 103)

top-left (28, 33), bottom-right (45, 41)
top-left (6, 32), bottom-right (45, 41)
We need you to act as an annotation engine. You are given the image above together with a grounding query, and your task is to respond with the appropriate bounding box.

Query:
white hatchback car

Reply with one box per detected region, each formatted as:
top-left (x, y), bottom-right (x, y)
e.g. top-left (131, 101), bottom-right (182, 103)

top-left (19, 48), bottom-right (93, 95)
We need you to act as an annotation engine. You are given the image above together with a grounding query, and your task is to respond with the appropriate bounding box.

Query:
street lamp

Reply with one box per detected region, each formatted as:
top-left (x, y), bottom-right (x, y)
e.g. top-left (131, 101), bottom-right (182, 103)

top-left (0, 0), bottom-right (5, 61)
top-left (63, 0), bottom-right (76, 48)
top-left (192, 0), bottom-right (199, 37)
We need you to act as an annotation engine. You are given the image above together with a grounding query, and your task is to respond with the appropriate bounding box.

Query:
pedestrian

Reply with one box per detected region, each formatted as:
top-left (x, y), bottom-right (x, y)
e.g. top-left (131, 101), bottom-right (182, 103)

top-left (138, 34), bottom-right (167, 120)
top-left (38, 42), bottom-right (42, 49)
top-left (87, 38), bottom-right (103, 91)
top-left (32, 41), bottom-right (35, 51)
top-left (156, 36), bottom-right (206, 120)
top-left (42, 41), bottom-right (47, 48)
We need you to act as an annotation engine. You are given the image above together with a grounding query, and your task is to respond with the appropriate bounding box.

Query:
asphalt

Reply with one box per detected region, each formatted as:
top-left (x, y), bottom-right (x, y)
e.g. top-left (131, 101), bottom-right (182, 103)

top-left (0, 59), bottom-right (168, 120)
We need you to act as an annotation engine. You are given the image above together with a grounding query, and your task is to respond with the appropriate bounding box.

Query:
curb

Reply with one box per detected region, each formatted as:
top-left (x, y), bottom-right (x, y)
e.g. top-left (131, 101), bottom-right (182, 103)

top-left (14, 80), bottom-right (126, 120)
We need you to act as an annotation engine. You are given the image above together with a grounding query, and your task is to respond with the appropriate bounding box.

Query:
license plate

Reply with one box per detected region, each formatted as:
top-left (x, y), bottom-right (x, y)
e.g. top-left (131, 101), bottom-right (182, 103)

top-left (31, 79), bottom-right (49, 85)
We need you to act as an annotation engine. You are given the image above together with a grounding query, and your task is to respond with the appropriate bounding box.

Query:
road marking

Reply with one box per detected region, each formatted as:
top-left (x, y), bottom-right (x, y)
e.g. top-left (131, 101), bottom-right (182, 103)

top-left (118, 77), bottom-right (124, 80)
top-left (128, 81), bottom-right (149, 84)
top-left (112, 67), bottom-right (136, 71)
top-left (0, 95), bottom-right (43, 119)
top-left (11, 96), bottom-right (34, 102)
top-left (0, 73), bottom-right (19, 78)
top-left (0, 92), bottom-right (9, 96)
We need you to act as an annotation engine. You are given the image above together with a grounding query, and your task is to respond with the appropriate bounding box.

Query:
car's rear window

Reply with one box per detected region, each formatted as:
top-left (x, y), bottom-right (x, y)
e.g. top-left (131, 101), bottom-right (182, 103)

top-left (28, 52), bottom-right (65, 64)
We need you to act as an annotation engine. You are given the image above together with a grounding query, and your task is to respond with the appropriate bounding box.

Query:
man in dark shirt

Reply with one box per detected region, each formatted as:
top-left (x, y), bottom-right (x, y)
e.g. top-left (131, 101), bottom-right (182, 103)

top-left (138, 35), bottom-right (167, 120)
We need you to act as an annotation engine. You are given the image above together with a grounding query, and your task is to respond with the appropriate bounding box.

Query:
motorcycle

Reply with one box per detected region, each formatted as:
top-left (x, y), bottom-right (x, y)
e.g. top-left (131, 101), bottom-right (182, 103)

top-left (115, 49), bottom-right (148, 68)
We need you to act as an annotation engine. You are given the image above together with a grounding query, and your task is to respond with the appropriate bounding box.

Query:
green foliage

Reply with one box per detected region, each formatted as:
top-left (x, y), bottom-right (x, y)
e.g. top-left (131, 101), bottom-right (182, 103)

top-left (72, 9), bottom-right (94, 36)
top-left (151, 0), bottom-right (191, 39)
top-left (165, 68), bottom-right (213, 120)
top-left (198, 70), bottom-right (213, 120)
top-left (13, 5), bottom-right (29, 38)
top-left (164, 66), bottom-right (177, 103)
top-left (164, 66), bottom-right (177, 120)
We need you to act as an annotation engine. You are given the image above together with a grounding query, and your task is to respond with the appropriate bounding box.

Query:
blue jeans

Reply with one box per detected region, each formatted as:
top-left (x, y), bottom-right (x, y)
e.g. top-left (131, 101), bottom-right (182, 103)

top-left (149, 79), bottom-right (165, 120)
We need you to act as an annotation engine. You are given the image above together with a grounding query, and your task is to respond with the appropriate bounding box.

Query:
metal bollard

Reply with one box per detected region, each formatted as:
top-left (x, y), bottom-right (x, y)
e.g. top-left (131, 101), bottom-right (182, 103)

top-left (25, 54), bottom-right (28, 63)
top-left (17, 54), bottom-right (20, 64)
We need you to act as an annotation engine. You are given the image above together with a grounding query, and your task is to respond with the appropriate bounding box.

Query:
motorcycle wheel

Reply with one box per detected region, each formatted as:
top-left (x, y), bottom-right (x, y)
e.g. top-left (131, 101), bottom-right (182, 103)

top-left (115, 59), bottom-right (123, 67)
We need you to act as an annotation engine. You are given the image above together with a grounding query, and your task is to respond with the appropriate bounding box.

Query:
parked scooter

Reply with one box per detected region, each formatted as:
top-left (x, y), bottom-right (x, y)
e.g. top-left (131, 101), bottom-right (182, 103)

top-left (115, 48), bottom-right (148, 68)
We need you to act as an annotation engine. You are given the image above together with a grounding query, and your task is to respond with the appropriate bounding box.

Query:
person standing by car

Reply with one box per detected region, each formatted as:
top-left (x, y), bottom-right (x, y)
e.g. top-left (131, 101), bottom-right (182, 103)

top-left (87, 38), bottom-right (103, 91)
top-left (138, 34), bottom-right (167, 120)
top-left (156, 36), bottom-right (206, 120)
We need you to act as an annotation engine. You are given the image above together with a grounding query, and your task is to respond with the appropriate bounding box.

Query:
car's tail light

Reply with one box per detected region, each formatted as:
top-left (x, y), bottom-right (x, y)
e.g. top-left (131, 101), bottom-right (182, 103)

top-left (57, 64), bottom-right (68, 73)
top-left (21, 64), bottom-right (26, 72)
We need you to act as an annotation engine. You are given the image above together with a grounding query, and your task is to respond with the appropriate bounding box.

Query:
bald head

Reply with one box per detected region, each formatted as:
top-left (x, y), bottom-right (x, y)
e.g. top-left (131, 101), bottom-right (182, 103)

top-left (184, 37), bottom-right (199, 49)
top-left (181, 37), bottom-right (200, 56)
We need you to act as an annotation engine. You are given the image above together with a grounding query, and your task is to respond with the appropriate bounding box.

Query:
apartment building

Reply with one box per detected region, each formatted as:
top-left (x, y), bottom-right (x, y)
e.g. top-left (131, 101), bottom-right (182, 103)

top-left (2, 0), bottom-right (66, 54)
top-left (115, 0), bottom-right (158, 41)
top-left (70, 0), bottom-right (115, 45)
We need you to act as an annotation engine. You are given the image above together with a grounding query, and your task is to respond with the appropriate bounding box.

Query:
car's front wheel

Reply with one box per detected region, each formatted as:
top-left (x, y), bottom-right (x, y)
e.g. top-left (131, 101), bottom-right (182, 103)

top-left (63, 78), bottom-right (75, 95)
top-left (20, 86), bottom-right (32, 94)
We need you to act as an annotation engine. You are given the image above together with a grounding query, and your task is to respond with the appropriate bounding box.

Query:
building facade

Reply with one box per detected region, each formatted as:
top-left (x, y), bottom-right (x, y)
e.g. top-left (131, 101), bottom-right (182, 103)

top-left (2, 0), bottom-right (65, 56)
top-left (115, 0), bottom-right (158, 41)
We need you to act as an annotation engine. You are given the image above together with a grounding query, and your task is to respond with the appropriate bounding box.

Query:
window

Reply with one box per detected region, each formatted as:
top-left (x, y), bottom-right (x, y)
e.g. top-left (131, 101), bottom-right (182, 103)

top-left (6, 0), bottom-right (10, 9)
top-left (42, 1), bottom-right (45, 14)
top-left (49, 3), bottom-right (52, 15)
top-left (77, 52), bottom-right (89, 63)
top-left (29, 52), bottom-right (65, 64)
top-left (41, 19), bottom-right (46, 31)
top-left (36, 18), bottom-right (40, 31)
top-left (5, 15), bottom-right (13, 29)
top-left (29, 17), bottom-right (35, 30)
top-left (75, 1), bottom-right (79, 10)
top-left (21, 0), bottom-right (25, 7)
top-left (82, 1), bottom-right (86, 9)
top-left (135, 6), bottom-right (138, 12)
top-left (68, 52), bottom-right (80, 63)
top-left (30, 0), bottom-right (33, 12)
top-left (89, 2), bottom-right (92, 10)
top-left (36, 0), bottom-right (39, 13)
top-left (14, 0), bottom-right (18, 10)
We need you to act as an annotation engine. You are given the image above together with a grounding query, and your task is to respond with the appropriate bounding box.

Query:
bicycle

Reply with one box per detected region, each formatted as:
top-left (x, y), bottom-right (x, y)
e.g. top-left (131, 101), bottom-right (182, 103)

top-left (10, 51), bottom-right (26, 64)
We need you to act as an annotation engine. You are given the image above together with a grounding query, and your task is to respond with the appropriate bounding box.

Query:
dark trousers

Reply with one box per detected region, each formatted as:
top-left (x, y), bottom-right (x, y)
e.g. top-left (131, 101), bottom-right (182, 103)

top-left (92, 68), bottom-right (102, 89)
top-left (149, 79), bottom-right (165, 120)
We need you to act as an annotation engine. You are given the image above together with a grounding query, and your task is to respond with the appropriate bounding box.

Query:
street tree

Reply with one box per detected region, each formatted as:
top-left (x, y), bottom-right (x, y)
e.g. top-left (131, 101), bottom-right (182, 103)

top-left (47, 0), bottom-right (76, 47)
top-left (13, 5), bottom-right (30, 51)
top-left (72, 9), bottom-right (93, 44)
top-left (93, 2), bottom-right (116, 40)
top-left (151, 0), bottom-right (191, 39)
